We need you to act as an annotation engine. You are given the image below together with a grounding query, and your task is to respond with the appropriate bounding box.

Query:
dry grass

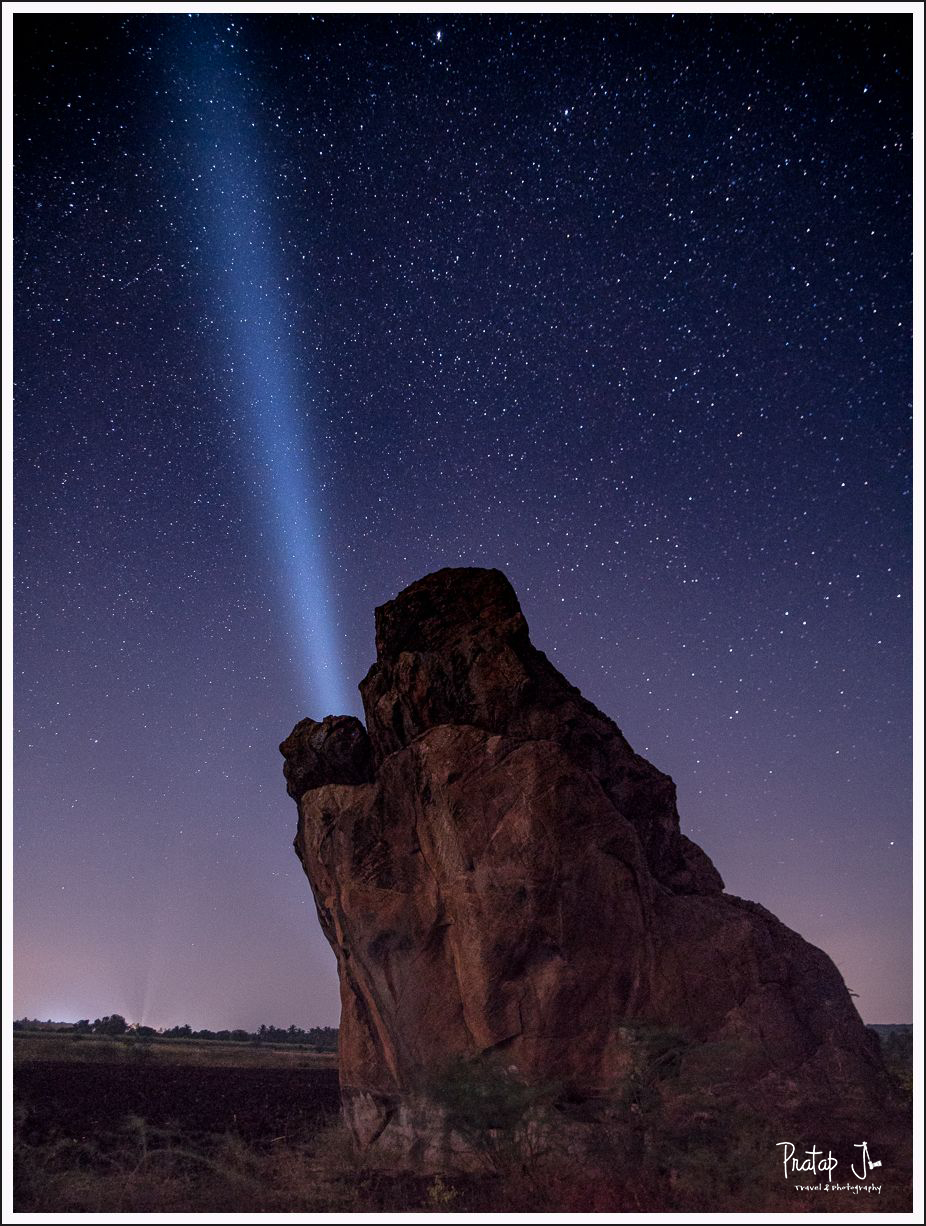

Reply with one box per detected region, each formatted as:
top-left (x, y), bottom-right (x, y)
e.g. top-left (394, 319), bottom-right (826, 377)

top-left (14, 1104), bottom-right (912, 1213)
top-left (14, 1114), bottom-right (446, 1213)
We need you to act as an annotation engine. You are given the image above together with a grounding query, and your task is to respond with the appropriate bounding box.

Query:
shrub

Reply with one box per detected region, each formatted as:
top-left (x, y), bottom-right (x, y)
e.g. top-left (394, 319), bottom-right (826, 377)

top-left (421, 1053), bottom-right (563, 1175)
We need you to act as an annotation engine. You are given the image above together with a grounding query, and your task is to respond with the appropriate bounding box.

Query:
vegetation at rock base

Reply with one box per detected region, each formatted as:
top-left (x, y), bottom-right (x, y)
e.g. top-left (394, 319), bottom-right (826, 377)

top-left (870, 1025), bottom-right (913, 1107)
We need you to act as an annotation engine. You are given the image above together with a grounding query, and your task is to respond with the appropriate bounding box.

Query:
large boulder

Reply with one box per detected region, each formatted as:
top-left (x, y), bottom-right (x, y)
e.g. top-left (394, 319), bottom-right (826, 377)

top-left (282, 567), bottom-right (899, 1169)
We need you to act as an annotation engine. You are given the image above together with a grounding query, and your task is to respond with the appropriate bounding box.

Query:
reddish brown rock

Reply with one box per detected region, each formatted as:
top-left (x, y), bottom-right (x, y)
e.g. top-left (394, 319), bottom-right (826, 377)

top-left (282, 567), bottom-right (899, 1169)
top-left (280, 714), bottom-right (373, 801)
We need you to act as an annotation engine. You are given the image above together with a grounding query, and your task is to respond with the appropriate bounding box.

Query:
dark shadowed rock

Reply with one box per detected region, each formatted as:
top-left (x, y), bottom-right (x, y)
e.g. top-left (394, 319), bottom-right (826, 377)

top-left (279, 714), bottom-right (373, 801)
top-left (282, 567), bottom-right (900, 1170)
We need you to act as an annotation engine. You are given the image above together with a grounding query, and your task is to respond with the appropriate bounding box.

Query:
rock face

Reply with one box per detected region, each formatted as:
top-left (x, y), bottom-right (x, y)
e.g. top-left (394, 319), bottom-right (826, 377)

top-left (282, 567), bottom-right (897, 1167)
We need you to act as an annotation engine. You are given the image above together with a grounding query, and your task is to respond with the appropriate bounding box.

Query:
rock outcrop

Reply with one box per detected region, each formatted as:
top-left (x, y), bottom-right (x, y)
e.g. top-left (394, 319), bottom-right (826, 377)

top-left (282, 567), bottom-right (898, 1168)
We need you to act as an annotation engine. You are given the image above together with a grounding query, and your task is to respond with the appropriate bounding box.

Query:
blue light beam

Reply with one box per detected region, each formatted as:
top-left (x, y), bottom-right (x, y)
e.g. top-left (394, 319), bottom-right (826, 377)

top-left (178, 30), bottom-right (350, 716)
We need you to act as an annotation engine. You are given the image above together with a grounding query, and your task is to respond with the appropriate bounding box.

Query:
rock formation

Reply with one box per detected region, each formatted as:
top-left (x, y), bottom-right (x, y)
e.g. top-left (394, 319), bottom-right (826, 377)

top-left (281, 567), bottom-right (898, 1168)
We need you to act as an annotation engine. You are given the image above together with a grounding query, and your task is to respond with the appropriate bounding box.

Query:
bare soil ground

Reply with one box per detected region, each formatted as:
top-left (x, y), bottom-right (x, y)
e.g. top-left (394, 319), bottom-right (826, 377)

top-left (15, 1059), bottom-right (340, 1148)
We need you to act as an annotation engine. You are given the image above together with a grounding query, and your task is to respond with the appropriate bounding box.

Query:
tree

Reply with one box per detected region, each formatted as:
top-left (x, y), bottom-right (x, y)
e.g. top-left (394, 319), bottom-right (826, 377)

top-left (94, 1014), bottom-right (128, 1035)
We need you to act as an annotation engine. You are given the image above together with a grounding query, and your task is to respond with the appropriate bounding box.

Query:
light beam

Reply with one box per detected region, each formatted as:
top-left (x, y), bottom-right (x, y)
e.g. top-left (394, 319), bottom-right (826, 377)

top-left (175, 27), bottom-right (349, 716)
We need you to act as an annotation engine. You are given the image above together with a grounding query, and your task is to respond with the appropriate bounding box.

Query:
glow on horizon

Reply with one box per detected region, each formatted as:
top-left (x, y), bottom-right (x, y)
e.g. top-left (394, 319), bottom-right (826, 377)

top-left (178, 28), bottom-right (350, 716)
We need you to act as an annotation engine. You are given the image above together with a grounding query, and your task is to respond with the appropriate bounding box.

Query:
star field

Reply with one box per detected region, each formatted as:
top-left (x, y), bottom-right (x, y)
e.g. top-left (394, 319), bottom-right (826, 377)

top-left (14, 14), bottom-right (912, 1028)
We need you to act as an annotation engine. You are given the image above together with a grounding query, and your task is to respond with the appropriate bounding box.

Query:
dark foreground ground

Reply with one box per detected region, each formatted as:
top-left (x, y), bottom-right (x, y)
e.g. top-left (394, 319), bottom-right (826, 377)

top-left (14, 1037), bottom-right (439, 1213)
top-left (14, 1033), bottom-right (913, 1213)
top-left (15, 1060), bottom-right (341, 1147)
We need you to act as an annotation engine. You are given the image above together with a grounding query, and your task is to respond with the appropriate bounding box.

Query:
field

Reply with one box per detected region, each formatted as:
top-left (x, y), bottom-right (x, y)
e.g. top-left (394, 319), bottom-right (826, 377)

top-left (16, 1058), bottom-right (339, 1147)
top-left (13, 1033), bottom-right (442, 1212)
top-left (13, 1030), bottom-right (913, 1213)
top-left (13, 1030), bottom-right (338, 1069)
top-left (15, 1031), bottom-right (340, 1145)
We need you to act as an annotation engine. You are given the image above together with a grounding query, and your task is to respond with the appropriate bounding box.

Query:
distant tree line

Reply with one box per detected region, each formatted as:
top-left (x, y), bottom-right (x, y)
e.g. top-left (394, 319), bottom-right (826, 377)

top-left (877, 1027), bottom-right (912, 1064)
top-left (14, 1015), bottom-right (130, 1035)
top-left (13, 1015), bottom-right (338, 1050)
top-left (159, 1022), bottom-right (338, 1050)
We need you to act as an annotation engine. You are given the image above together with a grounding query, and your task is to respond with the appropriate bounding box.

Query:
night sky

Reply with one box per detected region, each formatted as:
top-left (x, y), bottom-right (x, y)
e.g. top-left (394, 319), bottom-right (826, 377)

top-left (14, 13), bottom-right (912, 1030)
